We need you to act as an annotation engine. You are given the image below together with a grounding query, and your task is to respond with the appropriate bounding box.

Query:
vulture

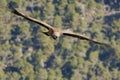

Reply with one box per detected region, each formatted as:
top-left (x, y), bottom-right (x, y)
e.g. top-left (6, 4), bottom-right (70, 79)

top-left (9, 7), bottom-right (108, 46)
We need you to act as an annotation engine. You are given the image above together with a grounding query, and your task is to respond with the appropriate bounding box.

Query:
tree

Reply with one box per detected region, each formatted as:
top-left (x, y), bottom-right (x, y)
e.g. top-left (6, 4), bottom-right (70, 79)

top-left (35, 68), bottom-right (48, 80)
top-left (0, 0), bottom-right (119, 80)
top-left (0, 67), bottom-right (6, 80)
top-left (53, 15), bottom-right (63, 28)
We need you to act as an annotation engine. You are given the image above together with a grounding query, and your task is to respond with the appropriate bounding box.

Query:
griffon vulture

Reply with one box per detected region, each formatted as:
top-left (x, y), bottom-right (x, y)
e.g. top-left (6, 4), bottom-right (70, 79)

top-left (9, 7), bottom-right (108, 45)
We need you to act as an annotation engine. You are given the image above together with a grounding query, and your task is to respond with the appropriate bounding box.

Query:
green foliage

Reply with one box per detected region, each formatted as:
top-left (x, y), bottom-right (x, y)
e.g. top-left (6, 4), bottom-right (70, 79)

top-left (0, 0), bottom-right (119, 80)
top-left (47, 69), bottom-right (56, 80)
top-left (61, 37), bottom-right (73, 50)
top-left (71, 13), bottom-right (81, 30)
top-left (36, 68), bottom-right (48, 80)
top-left (89, 50), bottom-right (99, 63)
top-left (0, 68), bottom-right (6, 80)
top-left (53, 15), bottom-right (63, 28)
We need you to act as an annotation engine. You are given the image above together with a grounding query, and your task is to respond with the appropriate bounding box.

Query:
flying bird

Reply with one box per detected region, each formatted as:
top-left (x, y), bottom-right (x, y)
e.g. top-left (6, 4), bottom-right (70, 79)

top-left (9, 7), bottom-right (108, 45)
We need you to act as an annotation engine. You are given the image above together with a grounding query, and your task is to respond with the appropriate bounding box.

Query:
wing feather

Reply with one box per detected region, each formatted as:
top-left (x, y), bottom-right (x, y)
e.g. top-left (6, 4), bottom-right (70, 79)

top-left (63, 31), bottom-right (108, 45)
top-left (10, 7), bottom-right (54, 30)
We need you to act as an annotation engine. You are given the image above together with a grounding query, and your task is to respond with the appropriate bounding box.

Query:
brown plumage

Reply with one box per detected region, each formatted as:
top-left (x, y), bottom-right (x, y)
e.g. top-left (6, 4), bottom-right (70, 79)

top-left (9, 7), bottom-right (108, 45)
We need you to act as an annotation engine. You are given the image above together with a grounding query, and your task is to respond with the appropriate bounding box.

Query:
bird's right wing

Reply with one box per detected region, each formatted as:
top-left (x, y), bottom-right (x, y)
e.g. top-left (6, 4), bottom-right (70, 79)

top-left (9, 7), bottom-right (54, 30)
top-left (63, 31), bottom-right (109, 46)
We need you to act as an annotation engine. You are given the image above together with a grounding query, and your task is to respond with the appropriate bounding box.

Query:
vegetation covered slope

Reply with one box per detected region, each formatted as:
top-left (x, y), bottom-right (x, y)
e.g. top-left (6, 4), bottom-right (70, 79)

top-left (0, 0), bottom-right (120, 80)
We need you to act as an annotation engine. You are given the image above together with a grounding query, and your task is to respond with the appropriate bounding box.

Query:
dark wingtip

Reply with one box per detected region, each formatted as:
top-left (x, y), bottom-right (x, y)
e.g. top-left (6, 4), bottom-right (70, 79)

top-left (98, 42), bottom-right (111, 48)
top-left (104, 43), bottom-right (111, 47)
top-left (8, 1), bottom-right (18, 9)
top-left (7, 1), bottom-right (19, 14)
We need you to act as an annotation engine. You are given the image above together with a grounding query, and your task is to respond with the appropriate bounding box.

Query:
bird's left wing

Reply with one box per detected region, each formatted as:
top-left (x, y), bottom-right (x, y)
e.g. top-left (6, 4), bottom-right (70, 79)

top-left (63, 31), bottom-right (108, 45)
top-left (9, 7), bottom-right (54, 30)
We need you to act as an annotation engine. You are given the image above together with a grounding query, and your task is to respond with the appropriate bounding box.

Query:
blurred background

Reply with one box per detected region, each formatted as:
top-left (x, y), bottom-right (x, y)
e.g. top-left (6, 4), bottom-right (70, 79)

top-left (0, 0), bottom-right (120, 80)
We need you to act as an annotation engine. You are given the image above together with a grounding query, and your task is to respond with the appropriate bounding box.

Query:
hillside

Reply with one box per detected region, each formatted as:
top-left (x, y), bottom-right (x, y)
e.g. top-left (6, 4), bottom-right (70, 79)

top-left (0, 0), bottom-right (120, 80)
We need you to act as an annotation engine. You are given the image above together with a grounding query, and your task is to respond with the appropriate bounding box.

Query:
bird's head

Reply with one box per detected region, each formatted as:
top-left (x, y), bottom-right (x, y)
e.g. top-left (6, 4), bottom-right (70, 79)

top-left (42, 31), bottom-right (60, 40)
top-left (52, 32), bottom-right (61, 40)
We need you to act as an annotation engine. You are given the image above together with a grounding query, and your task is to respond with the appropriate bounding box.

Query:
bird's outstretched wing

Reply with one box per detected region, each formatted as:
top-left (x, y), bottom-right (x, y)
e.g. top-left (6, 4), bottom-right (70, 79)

top-left (63, 31), bottom-right (108, 45)
top-left (9, 7), bottom-right (54, 30)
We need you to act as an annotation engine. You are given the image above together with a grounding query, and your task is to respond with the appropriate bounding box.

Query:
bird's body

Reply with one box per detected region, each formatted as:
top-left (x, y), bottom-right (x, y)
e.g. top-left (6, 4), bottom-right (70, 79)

top-left (43, 28), bottom-right (62, 39)
top-left (9, 7), bottom-right (108, 46)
